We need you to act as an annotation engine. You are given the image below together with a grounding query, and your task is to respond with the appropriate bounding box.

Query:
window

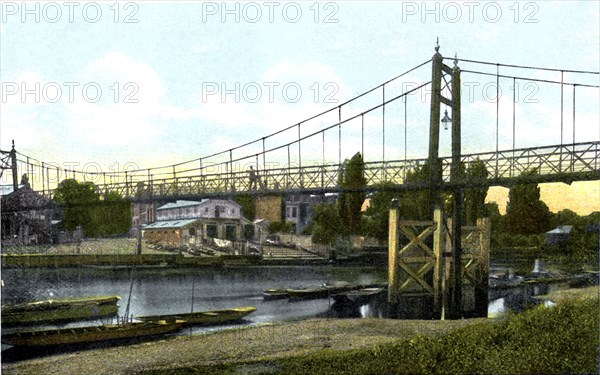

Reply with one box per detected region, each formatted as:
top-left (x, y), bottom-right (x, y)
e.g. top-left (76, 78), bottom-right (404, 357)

top-left (206, 224), bottom-right (218, 238)
top-left (225, 225), bottom-right (236, 240)
top-left (292, 207), bottom-right (297, 218)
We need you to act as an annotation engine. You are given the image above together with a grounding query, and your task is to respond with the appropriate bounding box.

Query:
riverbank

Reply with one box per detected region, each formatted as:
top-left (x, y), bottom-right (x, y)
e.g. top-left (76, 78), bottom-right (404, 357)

top-left (3, 286), bottom-right (597, 375)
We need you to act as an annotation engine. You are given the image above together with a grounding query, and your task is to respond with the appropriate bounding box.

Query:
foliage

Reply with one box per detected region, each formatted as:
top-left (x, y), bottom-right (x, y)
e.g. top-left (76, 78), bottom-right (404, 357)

top-left (504, 169), bottom-right (553, 235)
top-left (363, 182), bottom-right (398, 243)
top-left (267, 221), bottom-right (293, 234)
top-left (53, 179), bottom-right (131, 237)
top-left (337, 160), bottom-right (348, 229)
top-left (88, 191), bottom-right (132, 237)
top-left (338, 153), bottom-right (366, 234)
top-left (53, 179), bottom-right (99, 233)
top-left (311, 203), bottom-right (346, 245)
top-left (544, 210), bottom-right (600, 262)
top-left (174, 294), bottom-right (599, 374)
top-left (484, 202), bottom-right (503, 233)
top-left (463, 158), bottom-right (489, 225)
top-left (234, 194), bottom-right (256, 220)
top-left (398, 162), bottom-right (432, 220)
top-left (273, 297), bottom-right (599, 374)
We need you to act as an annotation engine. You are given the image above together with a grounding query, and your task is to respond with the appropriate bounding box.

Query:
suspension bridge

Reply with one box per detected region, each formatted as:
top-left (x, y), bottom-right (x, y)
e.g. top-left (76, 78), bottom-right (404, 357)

top-left (2, 45), bottom-right (599, 202)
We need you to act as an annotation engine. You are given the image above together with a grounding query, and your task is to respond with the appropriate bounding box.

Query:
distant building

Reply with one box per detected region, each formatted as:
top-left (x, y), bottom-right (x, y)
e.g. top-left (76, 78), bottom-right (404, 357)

top-left (546, 225), bottom-right (573, 246)
top-left (256, 195), bottom-right (283, 223)
top-left (284, 193), bottom-right (337, 234)
top-left (142, 199), bottom-right (248, 248)
top-left (1, 180), bottom-right (54, 245)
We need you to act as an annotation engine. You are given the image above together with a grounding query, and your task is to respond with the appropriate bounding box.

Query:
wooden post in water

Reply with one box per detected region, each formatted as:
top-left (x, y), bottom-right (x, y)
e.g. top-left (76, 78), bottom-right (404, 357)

top-left (443, 217), bottom-right (453, 319)
top-left (433, 208), bottom-right (445, 318)
top-left (388, 199), bottom-right (400, 317)
top-left (474, 217), bottom-right (491, 317)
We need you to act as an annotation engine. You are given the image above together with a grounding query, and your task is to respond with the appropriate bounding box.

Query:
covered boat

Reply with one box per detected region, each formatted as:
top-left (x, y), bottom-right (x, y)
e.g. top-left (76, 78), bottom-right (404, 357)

top-left (333, 287), bottom-right (386, 305)
top-left (1, 295), bottom-right (121, 325)
top-left (286, 282), bottom-right (358, 300)
top-left (135, 306), bottom-right (256, 326)
top-left (262, 289), bottom-right (290, 300)
top-left (1, 320), bottom-right (183, 347)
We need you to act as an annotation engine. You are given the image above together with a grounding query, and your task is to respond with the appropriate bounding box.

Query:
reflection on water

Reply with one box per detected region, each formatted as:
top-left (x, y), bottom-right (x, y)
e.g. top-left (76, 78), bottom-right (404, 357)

top-left (1, 266), bottom-right (388, 334)
top-left (2, 262), bottom-right (594, 361)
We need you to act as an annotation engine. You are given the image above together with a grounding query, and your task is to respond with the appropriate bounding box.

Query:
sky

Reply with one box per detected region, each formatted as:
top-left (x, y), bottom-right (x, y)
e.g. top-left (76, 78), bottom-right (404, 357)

top-left (1, 1), bottom-right (599, 214)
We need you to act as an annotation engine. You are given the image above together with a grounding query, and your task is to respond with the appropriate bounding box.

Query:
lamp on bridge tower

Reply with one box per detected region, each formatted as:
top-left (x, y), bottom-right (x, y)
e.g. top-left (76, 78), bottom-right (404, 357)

top-left (441, 109), bottom-right (452, 130)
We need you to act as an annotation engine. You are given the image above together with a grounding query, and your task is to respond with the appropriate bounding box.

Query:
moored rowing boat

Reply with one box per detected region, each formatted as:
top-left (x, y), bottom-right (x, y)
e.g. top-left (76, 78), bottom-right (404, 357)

top-left (333, 287), bottom-right (386, 305)
top-left (1, 295), bottom-right (121, 325)
top-left (1, 320), bottom-right (183, 347)
top-left (135, 306), bottom-right (256, 326)
top-left (262, 289), bottom-right (290, 300)
top-left (287, 282), bottom-right (359, 300)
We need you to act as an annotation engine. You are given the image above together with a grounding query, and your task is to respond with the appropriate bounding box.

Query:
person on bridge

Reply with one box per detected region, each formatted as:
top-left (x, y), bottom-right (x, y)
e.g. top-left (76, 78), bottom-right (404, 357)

top-left (248, 166), bottom-right (258, 190)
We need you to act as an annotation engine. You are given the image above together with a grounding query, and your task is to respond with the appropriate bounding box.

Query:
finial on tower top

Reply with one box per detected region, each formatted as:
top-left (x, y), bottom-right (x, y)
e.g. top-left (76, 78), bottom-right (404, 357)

top-left (435, 37), bottom-right (440, 52)
top-left (454, 53), bottom-right (458, 67)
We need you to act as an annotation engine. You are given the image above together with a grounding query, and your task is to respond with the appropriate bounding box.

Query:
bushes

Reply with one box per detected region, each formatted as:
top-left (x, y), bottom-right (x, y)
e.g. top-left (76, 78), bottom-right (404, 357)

top-left (267, 221), bottom-right (293, 234)
top-left (275, 297), bottom-right (599, 374)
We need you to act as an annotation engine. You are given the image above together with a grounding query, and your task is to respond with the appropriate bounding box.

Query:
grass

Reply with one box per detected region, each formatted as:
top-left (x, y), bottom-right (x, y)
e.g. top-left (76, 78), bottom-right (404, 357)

top-left (147, 288), bottom-right (599, 375)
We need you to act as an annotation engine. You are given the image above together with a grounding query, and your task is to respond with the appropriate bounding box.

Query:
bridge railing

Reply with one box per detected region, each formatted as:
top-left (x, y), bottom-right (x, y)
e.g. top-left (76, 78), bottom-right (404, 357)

top-left (38, 142), bottom-right (599, 200)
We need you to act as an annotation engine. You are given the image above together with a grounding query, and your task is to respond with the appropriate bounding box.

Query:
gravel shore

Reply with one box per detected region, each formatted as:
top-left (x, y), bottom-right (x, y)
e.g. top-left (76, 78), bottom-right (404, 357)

top-left (1, 317), bottom-right (486, 374)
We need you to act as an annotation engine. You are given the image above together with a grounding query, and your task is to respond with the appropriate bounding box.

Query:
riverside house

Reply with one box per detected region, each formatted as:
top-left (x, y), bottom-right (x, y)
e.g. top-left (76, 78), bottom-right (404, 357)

top-left (142, 199), bottom-right (248, 248)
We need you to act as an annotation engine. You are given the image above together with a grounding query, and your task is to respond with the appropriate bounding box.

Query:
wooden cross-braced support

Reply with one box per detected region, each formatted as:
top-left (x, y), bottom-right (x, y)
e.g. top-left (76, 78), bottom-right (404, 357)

top-left (388, 204), bottom-right (445, 315)
top-left (445, 216), bottom-right (491, 317)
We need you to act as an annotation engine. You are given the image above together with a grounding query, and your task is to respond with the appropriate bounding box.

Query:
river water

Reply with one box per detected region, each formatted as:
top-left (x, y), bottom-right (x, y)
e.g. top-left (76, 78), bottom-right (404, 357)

top-left (1, 266), bottom-right (388, 334)
top-left (1, 262), bottom-right (593, 357)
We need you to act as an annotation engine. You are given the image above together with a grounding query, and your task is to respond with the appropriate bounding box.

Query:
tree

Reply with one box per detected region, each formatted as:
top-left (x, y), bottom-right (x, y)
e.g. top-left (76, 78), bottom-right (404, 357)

top-left (398, 162), bottom-right (431, 220)
top-left (344, 152), bottom-right (367, 234)
top-left (54, 179), bottom-right (99, 234)
top-left (553, 209), bottom-right (581, 228)
top-left (267, 221), bottom-right (293, 234)
top-left (311, 203), bottom-right (345, 245)
top-left (363, 182), bottom-right (398, 244)
top-left (464, 159), bottom-right (489, 225)
top-left (234, 194), bottom-right (256, 220)
top-left (504, 169), bottom-right (552, 235)
top-left (54, 179), bottom-right (131, 237)
top-left (337, 160), bottom-right (348, 229)
top-left (337, 152), bottom-right (367, 234)
top-left (91, 191), bottom-right (132, 236)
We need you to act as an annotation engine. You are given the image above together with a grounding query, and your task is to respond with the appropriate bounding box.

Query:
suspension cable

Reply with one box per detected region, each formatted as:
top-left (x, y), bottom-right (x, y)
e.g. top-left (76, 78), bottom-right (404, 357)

top-left (461, 69), bottom-right (599, 88)
top-left (448, 57), bottom-right (599, 75)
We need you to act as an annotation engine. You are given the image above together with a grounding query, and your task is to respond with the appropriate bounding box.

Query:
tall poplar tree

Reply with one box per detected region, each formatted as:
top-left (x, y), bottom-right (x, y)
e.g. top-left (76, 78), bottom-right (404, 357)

top-left (504, 169), bottom-right (552, 234)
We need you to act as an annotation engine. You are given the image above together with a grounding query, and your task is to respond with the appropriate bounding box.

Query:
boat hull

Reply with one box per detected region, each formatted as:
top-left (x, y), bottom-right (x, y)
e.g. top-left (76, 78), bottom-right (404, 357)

top-left (135, 306), bottom-right (257, 326)
top-left (333, 287), bottom-right (386, 305)
top-left (1, 321), bottom-right (183, 347)
top-left (2, 304), bottom-right (120, 325)
top-left (287, 284), bottom-right (359, 300)
top-left (262, 289), bottom-right (290, 300)
top-left (2, 295), bottom-right (121, 325)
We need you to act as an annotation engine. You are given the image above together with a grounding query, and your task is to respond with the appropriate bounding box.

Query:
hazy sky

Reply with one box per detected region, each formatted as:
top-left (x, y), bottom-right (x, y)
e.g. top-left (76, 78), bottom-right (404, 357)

top-left (1, 1), bottom-right (599, 212)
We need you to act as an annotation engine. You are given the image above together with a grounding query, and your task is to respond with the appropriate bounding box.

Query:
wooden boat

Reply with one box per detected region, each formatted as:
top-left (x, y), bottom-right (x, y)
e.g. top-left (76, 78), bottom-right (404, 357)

top-left (1, 320), bottom-right (183, 347)
top-left (2, 295), bottom-right (121, 325)
top-left (262, 289), bottom-right (290, 300)
top-left (287, 282), bottom-right (358, 300)
top-left (135, 306), bottom-right (256, 326)
top-left (333, 287), bottom-right (386, 305)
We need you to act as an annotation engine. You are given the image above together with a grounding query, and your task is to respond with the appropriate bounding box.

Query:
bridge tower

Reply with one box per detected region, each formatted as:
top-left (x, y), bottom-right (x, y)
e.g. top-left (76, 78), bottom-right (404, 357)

top-left (428, 39), bottom-right (463, 319)
top-left (388, 40), bottom-right (470, 320)
top-left (0, 140), bottom-right (19, 191)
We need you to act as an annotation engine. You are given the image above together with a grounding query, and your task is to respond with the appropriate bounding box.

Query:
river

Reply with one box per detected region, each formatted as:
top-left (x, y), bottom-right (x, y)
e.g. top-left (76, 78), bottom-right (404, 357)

top-left (1, 261), bottom-right (594, 356)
